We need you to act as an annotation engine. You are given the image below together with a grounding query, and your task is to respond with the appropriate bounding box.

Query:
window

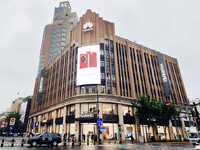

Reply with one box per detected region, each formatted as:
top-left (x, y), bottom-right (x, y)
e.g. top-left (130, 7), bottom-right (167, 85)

top-left (62, 28), bottom-right (66, 32)
top-left (55, 47), bottom-right (59, 51)
top-left (55, 7), bottom-right (63, 13)
top-left (52, 29), bottom-right (56, 33)
top-left (56, 33), bottom-right (61, 37)
top-left (101, 73), bottom-right (105, 79)
top-left (122, 106), bottom-right (133, 116)
top-left (51, 34), bottom-right (55, 38)
top-left (81, 86), bottom-right (85, 94)
top-left (61, 47), bottom-right (65, 50)
top-left (80, 103), bottom-right (97, 115)
top-left (81, 104), bottom-right (88, 115)
top-left (49, 48), bottom-right (54, 52)
top-left (51, 38), bottom-right (55, 42)
top-left (50, 43), bottom-right (54, 47)
top-left (103, 103), bottom-right (118, 115)
top-left (100, 49), bottom-right (104, 55)
top-left (61, 42), bottom-right (65, 46)
top-left (67, 105), bottom-right (75, 115)
top-left (49, 53), bottom-right (53, 57)
top-left (92, 86), bottom-right (97, 93)
top-left (61, 37), bottom-right (66, 42)
top-left (62, 33), bottom-right (66, 37)
top-left (56, 38), bottom-right (60, 42)
top-left (100, 61), bottom-right (105, 67)
top-left (55, 43), bottom-right (60, 47)
top-left (57, 29), bottom-right (61, 33)
top-left (70, 22), bottom-right (73, 31)
top-left (105, 39), bottom-right (109, 48)
top-left (101, 86), bottom-right (106, 94)
top-left (86, 86), bottom-right (90, 94)
top-left (62, 25), bottom-right (66, 29)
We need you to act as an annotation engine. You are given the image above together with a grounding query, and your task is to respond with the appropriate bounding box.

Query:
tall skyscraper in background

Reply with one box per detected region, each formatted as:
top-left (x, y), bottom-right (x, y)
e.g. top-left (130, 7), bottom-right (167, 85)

top-left (37, 1), bottom-right (78, 74)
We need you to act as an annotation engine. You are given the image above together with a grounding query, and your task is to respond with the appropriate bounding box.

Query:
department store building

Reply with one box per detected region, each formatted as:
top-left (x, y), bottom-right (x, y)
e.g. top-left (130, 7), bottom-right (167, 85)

top-left (28, 2), bottom-right (189, 143)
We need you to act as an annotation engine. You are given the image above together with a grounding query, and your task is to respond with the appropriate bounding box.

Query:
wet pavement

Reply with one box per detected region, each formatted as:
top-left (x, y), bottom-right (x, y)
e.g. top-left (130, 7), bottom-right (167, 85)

top-left (0, 143), bottom-right (195, 150)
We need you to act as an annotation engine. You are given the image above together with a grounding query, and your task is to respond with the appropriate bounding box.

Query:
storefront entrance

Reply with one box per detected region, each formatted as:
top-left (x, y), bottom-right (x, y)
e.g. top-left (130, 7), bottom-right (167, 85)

top-left (80, 123), bottom-right (97, 143)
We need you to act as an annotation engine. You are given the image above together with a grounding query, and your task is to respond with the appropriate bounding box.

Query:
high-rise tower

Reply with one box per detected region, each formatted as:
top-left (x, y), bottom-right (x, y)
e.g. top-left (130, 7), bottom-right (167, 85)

top-left (37, 1), bottom-right (78, 75)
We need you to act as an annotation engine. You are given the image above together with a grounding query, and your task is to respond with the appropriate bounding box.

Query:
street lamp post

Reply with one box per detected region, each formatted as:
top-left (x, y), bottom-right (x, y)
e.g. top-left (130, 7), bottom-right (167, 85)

top-left (97, 90), bottom-right (103, 144)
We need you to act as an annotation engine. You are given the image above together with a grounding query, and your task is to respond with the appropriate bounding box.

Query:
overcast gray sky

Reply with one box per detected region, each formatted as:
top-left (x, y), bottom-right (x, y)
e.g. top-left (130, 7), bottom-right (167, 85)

top-left (0, 0), bottom-right (199, 112)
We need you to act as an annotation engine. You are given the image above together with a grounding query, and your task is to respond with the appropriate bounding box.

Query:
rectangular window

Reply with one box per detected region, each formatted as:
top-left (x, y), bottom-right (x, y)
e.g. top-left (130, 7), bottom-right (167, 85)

top-left (81, 103), bottom-right (88, 115)
top-left (57, 29), bottom-right (61, 33)
top-left (56, 38), bottom-right (60, 42)
top-left (49, 48), bottom-right (54, 52)
top-left (56, 33), bottom-right (61, 37)
top-left (51, 34), bottom-right (56, 38)
top-left (100, 49), bottom-right (104, 55)
top-left (55, 43), bottom-right (60, 47)
top-left (101, 86), bottom-right (106, 93)
top-left (89, 103), bottom-right (97, 114)
top-left (103, 103), bottom-right (118, 115)
top-left (62, 33), bottom-right (66, 37)
top-left (67, 105), bottom-right (75, 115)
top-left (62, 28), bottom-right (66, 32)
top-left (101, 73), bottom-right (105, 79)
top-left (81, 86), bottom-right (85, 94)
top-left (55, 7), bottom-right (63, 13)
top-left (92, 86), bottom-right (97, 94)
top-left (86, 86), bottom-right (90, 94)
top-left (52, 29), bottom-right (56, 33)
top-left (100, 61), bottom-right (105, 67)
top-left (61, 37), bottom-right (66, 42)
top-left (50, 43), bottom-right (54, 47)
top-left (61, 42), bottom-right (65, 46)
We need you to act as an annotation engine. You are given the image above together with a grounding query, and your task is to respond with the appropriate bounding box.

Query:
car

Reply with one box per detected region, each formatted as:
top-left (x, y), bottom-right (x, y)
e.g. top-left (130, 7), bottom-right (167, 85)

top-left (187, 132), bottom-right (199, 145)
top-left (27, 133), bottom-right (62, 147)
top-left (195, 139), bottom-right (200, 150)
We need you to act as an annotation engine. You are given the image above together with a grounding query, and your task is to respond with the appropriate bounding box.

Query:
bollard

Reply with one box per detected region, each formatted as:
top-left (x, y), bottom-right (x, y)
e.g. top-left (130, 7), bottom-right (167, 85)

top-left (72, 137), bottom-right (74, 147)
top-left (64, 138), bottom-right (66, 146)
top-left (21, 139), bottom-right (24, 147)
top-left (79, 136), bottom-right (81, 146)
top-left (11, 139), bottom-right (15, 147)
top-left (1, 139), bottom-right (4, 147)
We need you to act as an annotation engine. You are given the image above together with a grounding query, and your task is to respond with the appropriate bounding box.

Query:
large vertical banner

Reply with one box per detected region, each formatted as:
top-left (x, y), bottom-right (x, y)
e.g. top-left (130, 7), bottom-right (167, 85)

top-left (36, 69), bottom-right (46, 105)
top-left (157, 52), bottom-right (172, 98)
top-left (77, 45), bottom-right (100, 86)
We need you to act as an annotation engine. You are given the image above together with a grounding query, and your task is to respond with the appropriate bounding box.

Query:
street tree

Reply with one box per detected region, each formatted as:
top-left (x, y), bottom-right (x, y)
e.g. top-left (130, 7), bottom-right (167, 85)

top-left (132, 94), bottom-right (179, 140)
top-left (3, 112), bottom-right (22, 133)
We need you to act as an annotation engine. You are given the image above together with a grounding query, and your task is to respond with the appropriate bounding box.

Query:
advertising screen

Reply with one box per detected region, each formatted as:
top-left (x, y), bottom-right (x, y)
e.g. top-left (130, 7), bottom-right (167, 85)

top-left (77, 45), bottom-right (100, 86)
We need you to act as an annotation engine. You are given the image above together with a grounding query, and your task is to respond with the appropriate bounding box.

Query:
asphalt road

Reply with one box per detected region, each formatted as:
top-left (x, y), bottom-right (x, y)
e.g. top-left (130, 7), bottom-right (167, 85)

top-left (0, 143), bottom-right (195, 150)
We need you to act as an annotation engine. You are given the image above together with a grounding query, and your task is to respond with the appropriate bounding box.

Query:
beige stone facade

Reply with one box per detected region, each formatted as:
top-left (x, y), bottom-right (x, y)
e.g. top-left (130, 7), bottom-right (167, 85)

top-left (29, 3), bottom-right (189, 143)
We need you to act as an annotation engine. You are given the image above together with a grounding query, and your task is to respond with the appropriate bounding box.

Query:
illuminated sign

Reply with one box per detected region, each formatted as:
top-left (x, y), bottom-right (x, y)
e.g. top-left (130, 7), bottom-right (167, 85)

top-left (83, 22), bottom-right (93, 32)
top-left (77, 45), bottom-right (100, 86)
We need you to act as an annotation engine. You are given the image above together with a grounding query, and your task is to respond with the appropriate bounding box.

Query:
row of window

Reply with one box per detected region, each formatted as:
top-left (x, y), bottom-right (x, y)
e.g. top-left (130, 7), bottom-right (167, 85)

top-left (35, 103), bottom-right (133, 121)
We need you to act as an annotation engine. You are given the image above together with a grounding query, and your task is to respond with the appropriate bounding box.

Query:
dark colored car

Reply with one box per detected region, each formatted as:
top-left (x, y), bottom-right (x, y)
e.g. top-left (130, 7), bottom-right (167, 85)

top-left (27, 133), bottom-right (62, 147)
